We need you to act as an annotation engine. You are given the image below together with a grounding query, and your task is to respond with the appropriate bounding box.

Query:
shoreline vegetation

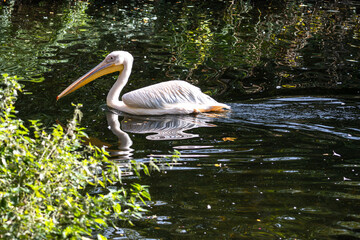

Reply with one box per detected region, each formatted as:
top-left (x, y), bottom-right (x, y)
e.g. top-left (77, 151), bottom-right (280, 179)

top-left (0, 74), bottom-right (160, 239)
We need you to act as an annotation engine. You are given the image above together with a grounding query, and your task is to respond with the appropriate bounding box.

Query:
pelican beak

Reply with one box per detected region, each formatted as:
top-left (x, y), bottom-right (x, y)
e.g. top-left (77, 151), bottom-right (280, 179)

top-left (57, 61), bottom-right (124, 100)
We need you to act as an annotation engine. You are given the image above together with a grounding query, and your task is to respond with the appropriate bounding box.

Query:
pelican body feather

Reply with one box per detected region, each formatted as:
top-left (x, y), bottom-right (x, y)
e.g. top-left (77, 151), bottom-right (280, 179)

top-left (123, 80), bottom-right (218, 109)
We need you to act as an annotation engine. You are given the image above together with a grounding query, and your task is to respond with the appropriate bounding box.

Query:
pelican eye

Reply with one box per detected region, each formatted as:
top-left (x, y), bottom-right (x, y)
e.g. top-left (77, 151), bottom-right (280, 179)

top-left (106, 55), bottom-right (116, 62)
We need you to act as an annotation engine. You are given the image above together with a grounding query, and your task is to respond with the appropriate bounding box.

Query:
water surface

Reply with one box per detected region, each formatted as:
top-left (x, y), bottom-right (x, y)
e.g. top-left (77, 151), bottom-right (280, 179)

top-left (1, 0), bottom-right (360, 239)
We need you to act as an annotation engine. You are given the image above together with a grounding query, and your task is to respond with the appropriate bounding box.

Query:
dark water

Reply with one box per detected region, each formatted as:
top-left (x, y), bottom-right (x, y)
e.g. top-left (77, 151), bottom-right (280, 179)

top-left (1, 0), bottom-right (360, 239)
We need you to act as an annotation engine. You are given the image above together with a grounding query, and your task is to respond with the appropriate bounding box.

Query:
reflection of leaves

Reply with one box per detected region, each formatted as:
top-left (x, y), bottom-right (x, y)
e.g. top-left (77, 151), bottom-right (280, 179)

top-left (0, 1), bottom-right (92, 82)
top-left (281, 84), bottom-right (296, 88)
top-left (1, 0), bottom-right (360, 110)
top-left (167, 1), bottom-right (255, 81)
top-left (163, 1), bottom-right (360, 98)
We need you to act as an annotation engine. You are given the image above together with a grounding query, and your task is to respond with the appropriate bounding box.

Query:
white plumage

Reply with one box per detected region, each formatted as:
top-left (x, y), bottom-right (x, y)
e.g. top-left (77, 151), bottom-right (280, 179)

top-left (122, 80), bottom-right (218, 109)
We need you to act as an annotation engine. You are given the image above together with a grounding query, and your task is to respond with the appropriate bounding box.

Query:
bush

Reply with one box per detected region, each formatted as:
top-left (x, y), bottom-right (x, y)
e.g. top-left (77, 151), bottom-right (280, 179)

top-left (0, 74), bottom-right (151, 239)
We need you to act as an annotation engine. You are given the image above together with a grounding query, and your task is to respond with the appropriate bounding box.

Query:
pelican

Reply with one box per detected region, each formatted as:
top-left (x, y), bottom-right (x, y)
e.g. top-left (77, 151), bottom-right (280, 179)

top-left (57, 51), bottom-right (230, 115)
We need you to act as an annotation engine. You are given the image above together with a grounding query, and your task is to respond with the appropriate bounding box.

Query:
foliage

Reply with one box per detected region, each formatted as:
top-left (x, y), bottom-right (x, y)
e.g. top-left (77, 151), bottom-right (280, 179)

top-left (0, 74), bottom-right (151, 239)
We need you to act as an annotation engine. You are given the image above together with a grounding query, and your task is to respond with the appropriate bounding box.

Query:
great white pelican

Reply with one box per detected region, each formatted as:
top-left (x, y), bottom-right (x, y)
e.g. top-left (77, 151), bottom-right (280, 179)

top-left (57, 51), bottom-right (230, 115)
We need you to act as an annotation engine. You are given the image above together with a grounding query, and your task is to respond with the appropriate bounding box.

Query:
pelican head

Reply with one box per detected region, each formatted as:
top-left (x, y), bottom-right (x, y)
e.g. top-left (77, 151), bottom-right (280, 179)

top-left (57, 51), bottom-right (133, 100)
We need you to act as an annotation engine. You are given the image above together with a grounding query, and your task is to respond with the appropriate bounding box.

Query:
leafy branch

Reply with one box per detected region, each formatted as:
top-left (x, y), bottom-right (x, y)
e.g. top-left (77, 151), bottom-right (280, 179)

top-left (0, 74), bottom-right (158, 239)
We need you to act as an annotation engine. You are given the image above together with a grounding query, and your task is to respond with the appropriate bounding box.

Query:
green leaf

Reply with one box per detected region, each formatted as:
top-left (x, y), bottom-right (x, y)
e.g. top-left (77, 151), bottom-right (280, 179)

top-left (141, 190), bottom-right (151, 201)
top-left (98, 179), bottom-right (105, 188)
top-left (113, 203), bottom-right (121, 214)
top-left (94, 218), bottom-right (107, 227)
top-left (46, 205), bottom-right (55, 211)
top-left (97, 234), bottom-right (108, 240)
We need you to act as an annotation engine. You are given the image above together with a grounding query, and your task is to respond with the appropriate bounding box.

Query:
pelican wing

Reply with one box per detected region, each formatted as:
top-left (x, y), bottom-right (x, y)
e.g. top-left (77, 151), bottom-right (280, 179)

top-left (122, 80), bottom-right (218, 109)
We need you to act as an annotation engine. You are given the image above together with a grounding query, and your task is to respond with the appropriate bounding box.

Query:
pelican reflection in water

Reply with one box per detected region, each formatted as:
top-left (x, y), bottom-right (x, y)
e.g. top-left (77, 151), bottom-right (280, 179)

top-left (57, 51), bottom-right (230, 115)
top-left (106, 111), bottom-right (215, 160)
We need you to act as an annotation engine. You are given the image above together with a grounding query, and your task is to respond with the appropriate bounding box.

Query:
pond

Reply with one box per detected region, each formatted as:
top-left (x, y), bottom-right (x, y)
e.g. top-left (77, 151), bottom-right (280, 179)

top-left (1, 0), bottom-right (360, 239)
